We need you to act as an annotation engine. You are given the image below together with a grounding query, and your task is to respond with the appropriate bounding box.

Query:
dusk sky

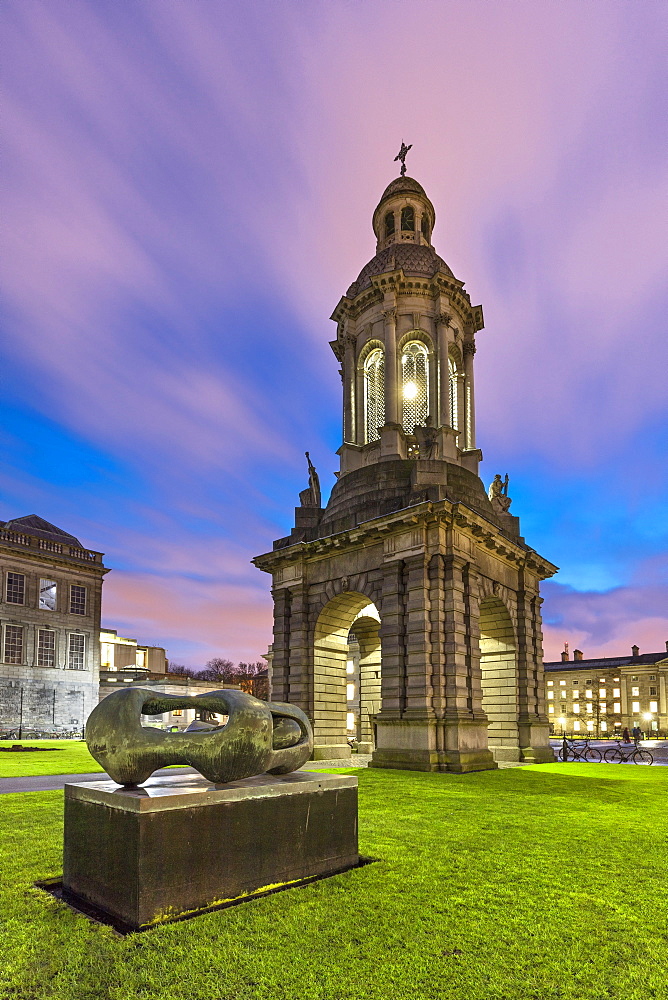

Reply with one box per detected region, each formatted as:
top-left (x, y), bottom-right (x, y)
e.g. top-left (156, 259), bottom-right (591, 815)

top-left (2, 1), bottom-right (667, 667)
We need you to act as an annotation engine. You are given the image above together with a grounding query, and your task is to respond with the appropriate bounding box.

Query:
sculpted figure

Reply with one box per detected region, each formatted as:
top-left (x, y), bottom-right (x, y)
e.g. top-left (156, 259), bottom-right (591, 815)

top-left (488, 473), bottom-right (512, 514)
top-left (299, 451), bottom-right (321, 507)
top-left (85, 688), bottom-right (313, 786)
top-left (414, 414), bottom-right (438, 459)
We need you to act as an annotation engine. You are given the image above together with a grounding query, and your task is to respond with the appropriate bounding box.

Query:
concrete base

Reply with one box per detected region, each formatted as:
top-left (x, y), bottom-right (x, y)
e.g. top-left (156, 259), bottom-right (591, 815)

top-left (310, 744), bottom-right (352, 761)
top-left (63, 771), bottom-right (358, 931)
top-left (370, 717), bottom-right (498, 773)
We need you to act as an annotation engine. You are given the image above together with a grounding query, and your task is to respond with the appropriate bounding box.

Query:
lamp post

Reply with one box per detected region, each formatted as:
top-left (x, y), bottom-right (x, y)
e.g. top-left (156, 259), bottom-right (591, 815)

top-left (643, 712), bottom-right (653, 740)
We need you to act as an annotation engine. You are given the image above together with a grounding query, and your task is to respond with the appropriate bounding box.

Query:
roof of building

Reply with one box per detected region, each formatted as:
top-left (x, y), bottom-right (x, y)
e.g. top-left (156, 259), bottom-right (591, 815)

top-left (0, 514), bottom-right (82, 547)
top-left (378, 176), bottom-right (428, 201)
top-left (346, 242), bottom-right (453, 298)
top-left (544, 650), bottom-right (668, 672)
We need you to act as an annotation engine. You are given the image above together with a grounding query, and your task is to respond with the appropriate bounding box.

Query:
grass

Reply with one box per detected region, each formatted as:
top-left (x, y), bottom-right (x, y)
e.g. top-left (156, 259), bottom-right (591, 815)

top-left (1, 763), bottom-right (666, 1000)
top-left (0, 740), bottom-right (103, 778)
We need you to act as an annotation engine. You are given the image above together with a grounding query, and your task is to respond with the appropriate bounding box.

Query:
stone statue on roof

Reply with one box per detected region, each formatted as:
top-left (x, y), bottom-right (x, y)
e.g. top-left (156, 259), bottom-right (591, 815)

top-left (488, 474), bottom-right (511, 514)
top-left (299, 452), bottom-right (322, 508)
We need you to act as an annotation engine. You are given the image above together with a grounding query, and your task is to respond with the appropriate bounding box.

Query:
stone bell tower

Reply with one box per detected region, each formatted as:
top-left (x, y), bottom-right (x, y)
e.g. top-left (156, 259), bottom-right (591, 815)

top-left (254, 161), bottom-right (557, 772)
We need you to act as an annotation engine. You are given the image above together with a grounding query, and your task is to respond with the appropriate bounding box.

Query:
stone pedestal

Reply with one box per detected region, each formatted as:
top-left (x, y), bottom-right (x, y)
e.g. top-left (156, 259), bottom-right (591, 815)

top-left (63, 771), bottom-right (358, 931)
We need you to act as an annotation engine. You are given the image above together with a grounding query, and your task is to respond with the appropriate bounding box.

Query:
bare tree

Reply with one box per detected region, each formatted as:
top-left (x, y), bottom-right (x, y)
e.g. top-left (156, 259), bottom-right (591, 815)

top-left (199, 657), bottom-right (237, 683)
top-left (167, 661), bottom-right (198, 678)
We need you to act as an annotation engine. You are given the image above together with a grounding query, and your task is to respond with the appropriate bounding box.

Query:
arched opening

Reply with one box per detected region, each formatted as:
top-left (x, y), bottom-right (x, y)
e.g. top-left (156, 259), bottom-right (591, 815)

top-left (384, 211), bottom-right (395, 238)
top-left (364, 348), bottom-right (385, 443)
top-left (479, 596), bottom-right (520, 762)
top-left (449, 351), bottom-right (464, 433)
top-left (313, 592), bottom-right (381, 760)
top-left (401, 206), bottom-right (415, 231)
top-left (401, 340), bottom-right (429, 433)
top-left (420, 215), bottom-right (430, 241)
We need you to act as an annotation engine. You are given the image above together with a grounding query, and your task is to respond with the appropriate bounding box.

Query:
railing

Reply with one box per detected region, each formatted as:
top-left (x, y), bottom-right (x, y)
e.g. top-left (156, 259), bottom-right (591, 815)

top-left (0, 529), bottom-right (102, 563)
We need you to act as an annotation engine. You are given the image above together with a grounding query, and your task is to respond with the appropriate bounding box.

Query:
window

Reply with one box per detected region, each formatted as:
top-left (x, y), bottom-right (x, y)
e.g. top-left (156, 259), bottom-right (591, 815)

top-left (384, 211), bottom-right (395, 238)
top-left (572, 690), bottom-right (579, 700)
top-left (346, 659), bottom-right (355, 675)
top-left (631, 686), bottom-right (639, 697)
top-left (586, 703), bottom-right (593, 714)
top-left (631, 675), bottom-right (638, 681)
top-left (420, 214), bottom-right (429, 240)
top-left (449, 355), bottom-right (462, 430)
top-left (364, 348), bottom-right (385, 443)
top-left (649, 674), bottom-right (656, 681)
top-left (586, 690), bottom-right (593, 699)
top-left (547, 690), bottom-right (554, 700)
top-left (600, 703), bottom-right (607, 713)
top-left (613, 688), bottom-right (620, 698)
top-left (601, 721), bottom-right (608, 732)
top-left (559, 680), bottom-right (566, 686)
top-left (649, 687), bottom-right (657, 696)
top-left (613, 676), bottom-right (620, 682)
top-left (572, 680), bottom-right (579, 686)
top-left (37, 629), bottom-right (56, 667)
top-left (548, 705), bottom-right (554, 714)
top-left (400, 206), bottom-right (414, 231)
top-left (346, 683), bottom-right (355, 701)
top-left (39, 579), bottom-right (57, 611)
top-left (6, 572), bottom-right (25, 605)
top-left (573, 720), bottom-right (581, 732)
top-left (649, 701), bottom-right (658, 713)
top-left (68, 633), bottom-right (85, 670)
top-left (573, 703), bottom-right (580, 714)
top-left (586, 679), bottom-right (592, 684)
top-left (401, 341), bottom-right (429, 433)
top-left (547, 680), bottom-right (553, 687)
top-left (613, 702), bottom-right (621, 713)
top-left (631, 701), bottom-right (640, 713)
top-left (586, 721), bottom-right (594, 732)
top-left (599, 688), bottom-right (606, 698)
top-left (599, 678), bottom-right (606, 683)
top-left (70, 585), bottom-right (87, 615)
top-left (171, 709), bottom-right (183, 718)
top-left (3, 625), bottom-right (23, 664)
top-left (346, 712), bottom-right (355, 731)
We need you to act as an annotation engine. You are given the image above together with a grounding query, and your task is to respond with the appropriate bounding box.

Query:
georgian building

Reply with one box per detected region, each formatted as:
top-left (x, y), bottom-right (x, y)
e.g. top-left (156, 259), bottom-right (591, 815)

top-left (0, 514), bottom-right (107, 732)
top-left (544, 645), bottom-right (668, 736)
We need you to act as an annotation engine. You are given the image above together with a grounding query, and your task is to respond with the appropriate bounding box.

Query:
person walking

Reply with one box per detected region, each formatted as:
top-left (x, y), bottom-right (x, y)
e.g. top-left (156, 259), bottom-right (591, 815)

top-left (622, 727), bottom-right (631, 743)
top-left (632, 725), bottom-right (642, 745)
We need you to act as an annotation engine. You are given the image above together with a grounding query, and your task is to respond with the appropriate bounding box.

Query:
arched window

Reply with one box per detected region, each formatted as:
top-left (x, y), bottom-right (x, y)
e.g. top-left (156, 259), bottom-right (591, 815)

top-left (384, 211), bottom-right (395, 238)
top-left (401, 341), bottom-right (429, 434)
top-left (364, 348), bottom-right (385, 443)
top-left (449, 355), bottom-right (462, 431)
top-left (400, 206), bottom-right (415, 232)
top-left (420, 215), bottom-right (429, 240)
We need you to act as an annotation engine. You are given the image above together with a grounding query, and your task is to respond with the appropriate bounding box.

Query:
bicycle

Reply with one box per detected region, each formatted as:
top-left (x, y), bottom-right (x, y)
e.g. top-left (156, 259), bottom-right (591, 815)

top-left (603, 744), bottom-right (653, 765)
top-left (558, 738), bottom-right (603, 763)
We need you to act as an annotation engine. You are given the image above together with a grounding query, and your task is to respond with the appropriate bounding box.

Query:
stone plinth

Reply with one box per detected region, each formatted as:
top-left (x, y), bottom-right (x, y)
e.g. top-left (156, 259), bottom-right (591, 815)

top-left (63, 771), bottom-right (358, 931)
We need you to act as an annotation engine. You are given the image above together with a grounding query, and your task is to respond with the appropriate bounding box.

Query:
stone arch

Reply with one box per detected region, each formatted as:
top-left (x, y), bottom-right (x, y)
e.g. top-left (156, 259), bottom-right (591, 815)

top-left (312, 590), bottom-right (381, 760)
top-left (479, 595), bottom-right (520, 763)
top-left (348, 604), bottom-right (382, 753)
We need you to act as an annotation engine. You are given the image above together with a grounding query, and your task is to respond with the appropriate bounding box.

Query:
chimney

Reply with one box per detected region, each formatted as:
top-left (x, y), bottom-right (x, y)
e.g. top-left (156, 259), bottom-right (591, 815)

top-left (573, 649), bottom-right (583, 661)
top-left (665, 640), bottom-right (668, 653)
top-left (561, 642), bottom-right (569, 662)
top-left (632, 645), bottom-right (639, 658)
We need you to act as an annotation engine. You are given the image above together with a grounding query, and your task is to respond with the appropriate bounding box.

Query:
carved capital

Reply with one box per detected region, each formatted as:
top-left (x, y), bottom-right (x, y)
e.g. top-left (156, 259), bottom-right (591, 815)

top-left (344, 333), bottom-right (357, 350)
top-left (436, 312), bottom-right (452, 328)
top-left (463, 340), bottom-right (477, 356)
top-left (382, 308), bottom-right (397, 324)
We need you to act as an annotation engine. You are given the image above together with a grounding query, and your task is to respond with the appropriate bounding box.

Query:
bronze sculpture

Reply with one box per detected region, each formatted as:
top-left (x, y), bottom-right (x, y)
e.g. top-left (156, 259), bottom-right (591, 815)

top-left (85, 688), bottom-right (313, 786)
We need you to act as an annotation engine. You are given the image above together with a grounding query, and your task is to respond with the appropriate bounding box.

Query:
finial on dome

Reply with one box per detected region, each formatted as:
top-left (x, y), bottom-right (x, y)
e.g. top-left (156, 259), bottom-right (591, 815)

top-left (394, 141), bottom-right (412, 177)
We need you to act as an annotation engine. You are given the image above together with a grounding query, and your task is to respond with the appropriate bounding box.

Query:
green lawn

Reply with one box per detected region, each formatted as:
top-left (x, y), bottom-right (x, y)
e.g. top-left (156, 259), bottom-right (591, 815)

top-left (1, 764), bottom-right (666, 1000)
top-left (0, 740), bottom-right (102, 777)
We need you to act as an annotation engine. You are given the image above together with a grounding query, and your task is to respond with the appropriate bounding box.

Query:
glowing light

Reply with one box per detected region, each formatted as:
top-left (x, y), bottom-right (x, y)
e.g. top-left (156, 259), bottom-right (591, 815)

top-left (346, 712), bottom-right (355, 731)
top-left (403, 381), bottom-right (418, 400)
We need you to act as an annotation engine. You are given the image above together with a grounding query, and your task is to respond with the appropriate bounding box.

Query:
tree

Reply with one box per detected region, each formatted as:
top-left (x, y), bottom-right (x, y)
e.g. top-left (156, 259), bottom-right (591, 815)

top-left (198, 657), bottom-right (237, 683)
top-left (167, 661), bottom-right (198, 678)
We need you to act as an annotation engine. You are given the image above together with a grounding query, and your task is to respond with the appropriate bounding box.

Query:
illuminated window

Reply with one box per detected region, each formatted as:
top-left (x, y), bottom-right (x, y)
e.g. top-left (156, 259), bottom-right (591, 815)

top-left (599, 688), bottom-right (606, 698)
top-left (69, 585), bottom-right (87, 616)
top-left (68, 633), bottom-right (85, 670)
top-left (346, 712), bottom-right (355, 731)
top-left (364, 348), bottom-right (385, 444)
top-left (136, 650), bottom-right (145, 669)
top-left (586, 721), bottom-right (594, 731)
top-left (573, 720), bottom-right (581, 731)
top-left (39, 579), bottom-right (57, 611)
top-left (586, 690), bottom-right (593, 699)
top-left (449, 356), bottom-right (461, 430)
top-left (649, 701), bottom-right (658, 713)
top-left (401, 342), bottom-right (429, 433)
top-left (6, 572), bottom-right (25, 605)
top-left (384, 211), bottom-right (395, 238)
top-left (347, 659), bottom-right (355, 675)
top-left (573, 703), bottom-right (580, 714)
top-left (346, 683), bottom-right (355, 701)
top-left (547, 691), bottom-right (554, 700)
top-left (37, 629), bottom-right (56, 667)
top-left (631, 701), bottom-right (640, 713)
top-left (631, 686), bottom-right (640, 697)
top-left (600, 703), bottom-right (607, 713)
top-left (559, 680), bottom-right (566, 687)
top-left (613, 677), bottom-right (620, 682)
top-left (613, 688), bottom-right (620, 698)
top-left (3, 625), bottom-right (23, 664)
top-left (547, 681), bottom-right (553, 687)
top-left (172, 710), bottom-right (183, 717)
top-left (599, 678), bottom-right (606, 683)
top-left (601, 721), bottom-right (608, 732)
top-left (613, 702), bottom-right (621, 713)
top-left (548, 705), bottom-right (554, 714)
top-left (400, 206), bottom-right (415, 231)
top-left (572, 690), bottom-right (579, 700)
top-left (586, 703), bottom-right (593, 714)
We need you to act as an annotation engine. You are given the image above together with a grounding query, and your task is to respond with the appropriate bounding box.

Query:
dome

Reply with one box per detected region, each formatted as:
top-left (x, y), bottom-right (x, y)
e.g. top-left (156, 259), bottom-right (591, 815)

top-left (378, 176), bottom-right (428, 202)
top-left (346, 242), bottom-right (453, 298)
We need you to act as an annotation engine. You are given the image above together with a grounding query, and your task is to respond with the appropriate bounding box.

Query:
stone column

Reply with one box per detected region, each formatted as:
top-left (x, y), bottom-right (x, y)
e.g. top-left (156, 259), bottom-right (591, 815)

top-left (436, 312), bottom-right (452, 427)
top-left (515, 578), bottom-right (554, 763)
top-left (343, 334), bottom-right (356, 444)
top-left (383, 308), bottom-right (399, 426)
top-left (463, 339), bottom-right (477, 450)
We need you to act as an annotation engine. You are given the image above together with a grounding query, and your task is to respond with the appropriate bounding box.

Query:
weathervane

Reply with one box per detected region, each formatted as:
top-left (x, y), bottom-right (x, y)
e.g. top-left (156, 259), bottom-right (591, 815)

top-left (394, 141), bottom-right (412, 176)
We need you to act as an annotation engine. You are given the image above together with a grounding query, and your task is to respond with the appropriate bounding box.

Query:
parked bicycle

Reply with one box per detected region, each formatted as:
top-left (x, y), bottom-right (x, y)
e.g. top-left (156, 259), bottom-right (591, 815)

top-left (558, 738), bottom-right (603, 763)
top-left (603, 744), bottom-right (653, 765)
